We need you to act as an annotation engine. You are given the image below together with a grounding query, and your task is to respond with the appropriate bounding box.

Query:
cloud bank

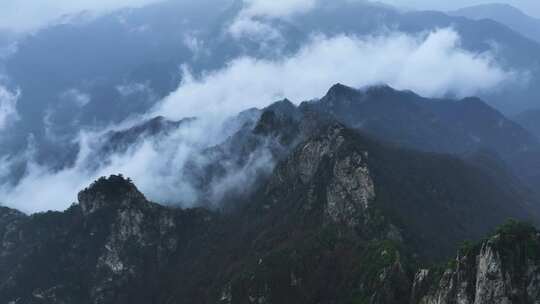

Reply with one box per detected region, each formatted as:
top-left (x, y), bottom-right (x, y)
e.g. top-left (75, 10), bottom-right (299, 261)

top-left (0, 116), bottom-right (266, 213)
top-left (0, 28), bottom-right (517, 213)
top-left (229, 0), bottom-right (317, 39)
top-left (156, 28), bottom-right (514, 120)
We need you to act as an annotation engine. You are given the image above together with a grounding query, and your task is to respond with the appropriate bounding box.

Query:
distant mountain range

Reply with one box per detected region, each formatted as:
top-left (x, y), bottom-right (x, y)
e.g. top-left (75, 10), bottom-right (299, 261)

top-left (2, 83), bottom-right (540, 302)
top-left (91, 83), bottom-right (540, 204)
top-left (450, 3), bottom-right (540, 43)
top-left (306, 84), bottom-right (540, 191)
top-left (3, 0), bottom-right (540, 172)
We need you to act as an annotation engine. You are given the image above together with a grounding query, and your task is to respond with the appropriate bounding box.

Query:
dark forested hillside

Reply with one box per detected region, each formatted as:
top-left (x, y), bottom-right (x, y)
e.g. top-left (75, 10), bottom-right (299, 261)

top-left (303, 84), bottom-right (540, 191)
top-left (1, 94), bottom-right (539, 303)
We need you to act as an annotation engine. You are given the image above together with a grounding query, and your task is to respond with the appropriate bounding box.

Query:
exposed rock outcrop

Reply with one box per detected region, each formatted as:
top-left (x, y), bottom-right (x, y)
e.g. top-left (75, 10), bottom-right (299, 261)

top-left (265, 123), bottom-right (375, 229)
top-left (1, 93), bottom-right (540, 303)
top-left (0, 175), bottom-right (223, 304)
top-left (413, 221), bottom-right (540, 304)
top-left (78, 175), bottom-right (147, 215)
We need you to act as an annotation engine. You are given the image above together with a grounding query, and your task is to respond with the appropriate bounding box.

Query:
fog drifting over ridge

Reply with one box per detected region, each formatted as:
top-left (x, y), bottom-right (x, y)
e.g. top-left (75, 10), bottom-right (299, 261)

top-left (154, 28), bottom-right (516, 121)
top-left (1, 0), bottom-right (539, 34)
top-left (0, 28), bottom-right (518, 213)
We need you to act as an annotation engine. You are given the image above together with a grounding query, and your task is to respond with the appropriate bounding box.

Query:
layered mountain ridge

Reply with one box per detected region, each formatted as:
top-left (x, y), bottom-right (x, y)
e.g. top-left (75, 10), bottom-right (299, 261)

top-left (2, 83), bottom-right (540, 302)
top-left (305, 84), bottom-right (540, 191)
top-left (450, 3), bottom-right (540, 43)
top-left (4, 0), bottom-right (540, 173)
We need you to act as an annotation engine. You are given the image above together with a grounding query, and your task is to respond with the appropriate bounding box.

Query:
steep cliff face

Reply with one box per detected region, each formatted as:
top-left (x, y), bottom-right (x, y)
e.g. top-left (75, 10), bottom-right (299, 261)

top-left (0, 176), bottom-right (228, 304)
top-left (1, 97), bottom-right (540, 303)
top-left (303, 84), bottom-right (540, 192)
top-left (219, 123), bottom-right (412, 304)
top-left (265, 123), bottom-right (375, 229)
top-left (214, 119), bottom-right (536, 303)
top-left (76, 176), bottom-right (181, 303)
top-left (0, 207), bottom-right (27, 286)
top-left (413, 221), bottom-right (540, 304)
top-left (305, 84), bottom-right (540, 159)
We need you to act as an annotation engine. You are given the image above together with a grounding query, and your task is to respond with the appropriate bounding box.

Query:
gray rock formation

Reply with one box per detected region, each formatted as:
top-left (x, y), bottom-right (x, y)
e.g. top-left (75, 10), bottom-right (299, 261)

top-left (266, 123), bottom-right (375, 229)
top-left (413, 222), bottom-right (540, 304)
top-left (2, 100), bottom-right (540, 303)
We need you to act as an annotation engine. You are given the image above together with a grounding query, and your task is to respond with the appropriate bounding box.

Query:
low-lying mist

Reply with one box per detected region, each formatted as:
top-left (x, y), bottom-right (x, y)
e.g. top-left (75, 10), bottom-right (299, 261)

top-left (0, 28), bottom-right (520, 213)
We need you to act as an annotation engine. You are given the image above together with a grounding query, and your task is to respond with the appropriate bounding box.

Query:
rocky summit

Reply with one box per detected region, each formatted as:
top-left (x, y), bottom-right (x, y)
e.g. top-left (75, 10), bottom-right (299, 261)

top-left (2, 91), bottom-right (540, 303)
top-left (412, 221), bottom-right (540, 304)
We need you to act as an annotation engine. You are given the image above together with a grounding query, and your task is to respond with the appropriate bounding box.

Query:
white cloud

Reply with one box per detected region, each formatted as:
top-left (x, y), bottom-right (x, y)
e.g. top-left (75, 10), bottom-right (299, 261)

top-left (60, 89), bottom-right (91, 107)
top-left (241, 0), bottom-right (318, 18)
top-left (116, 82), bottom-right (150, 97)
top-left (0, 85), bottom-right (20, 130)
top-left (156, 28), bottom-right (514, 120)
top-left (228, 18), bottom-right (278, 40)
top-left (0, 116), bottom-right (260, 213)
top-left (183, 33), bottom-right (210, 60)
top-left (0, 28), bottom-right (517, 213)
top-left (229, 0), bottom-right (317, 39)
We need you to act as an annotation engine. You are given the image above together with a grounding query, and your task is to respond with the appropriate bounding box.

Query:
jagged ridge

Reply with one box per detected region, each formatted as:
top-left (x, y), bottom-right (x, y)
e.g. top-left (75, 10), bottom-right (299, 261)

top-left (1, 84), bottom-right (540, 303)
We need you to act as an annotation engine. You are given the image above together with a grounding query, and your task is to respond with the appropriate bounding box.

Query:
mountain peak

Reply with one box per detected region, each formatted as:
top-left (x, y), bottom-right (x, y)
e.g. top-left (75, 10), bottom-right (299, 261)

top-left (364, 83), bottom-right (401, 96)
top-left (264, 98), bottom-right (297, 114)
top-left (324, 83), bottom-right (402, 102)
top-left (449, 3), bottom-right (540, 43)
top-left (78, 175), bottom-right (146, 215)
top-left (325, 83), bottom-right (359, 98)
top-left (254, 99), bottom-right (302, 136)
